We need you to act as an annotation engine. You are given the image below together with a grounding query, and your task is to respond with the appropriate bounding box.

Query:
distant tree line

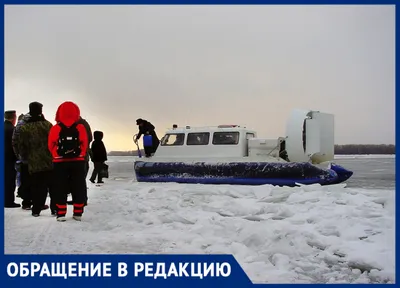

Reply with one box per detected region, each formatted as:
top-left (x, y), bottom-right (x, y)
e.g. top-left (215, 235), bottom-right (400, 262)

top-left (108, 144), bottom-right (395, 156)
top-left (108, 150), bottom-right (143, 156)
top-left (334, 144), bottom-right (395, 155)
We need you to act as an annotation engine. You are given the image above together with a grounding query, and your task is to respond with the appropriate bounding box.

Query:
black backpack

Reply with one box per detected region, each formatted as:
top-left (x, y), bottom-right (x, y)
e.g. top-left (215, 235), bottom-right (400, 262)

top-left (57, 122), bottom-right (81, 158)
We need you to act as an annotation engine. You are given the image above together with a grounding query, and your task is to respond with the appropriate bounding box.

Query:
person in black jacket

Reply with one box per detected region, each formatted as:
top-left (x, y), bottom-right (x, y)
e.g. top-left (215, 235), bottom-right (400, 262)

top-left (89, 131), bottom-right (107, 184)
top-left (77, 116), bottom-right (93, 178)
top-left (135, 118), bottom-right (160, 157)
top-left (4, 110), bottom-right (20, 208)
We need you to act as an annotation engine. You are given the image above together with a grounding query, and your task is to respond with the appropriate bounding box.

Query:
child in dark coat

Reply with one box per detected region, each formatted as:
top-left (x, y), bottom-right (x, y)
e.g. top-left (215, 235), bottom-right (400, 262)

top-left (89, 131), bottom-right (107, 184)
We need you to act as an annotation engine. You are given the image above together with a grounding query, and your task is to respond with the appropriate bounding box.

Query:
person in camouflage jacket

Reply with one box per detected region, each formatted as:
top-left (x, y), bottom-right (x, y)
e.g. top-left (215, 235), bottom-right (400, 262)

top-left (12, 112), bottom-right (50, 210)
top-left (17, 102), bottom-right (54, 217)
top-left (12, 113), bottom-right (31, 163)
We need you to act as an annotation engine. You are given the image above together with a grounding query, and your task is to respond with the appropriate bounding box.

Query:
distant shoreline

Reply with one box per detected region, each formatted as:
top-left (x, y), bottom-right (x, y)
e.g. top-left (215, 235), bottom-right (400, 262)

top-left (108, 144), bottom-right (396, 156)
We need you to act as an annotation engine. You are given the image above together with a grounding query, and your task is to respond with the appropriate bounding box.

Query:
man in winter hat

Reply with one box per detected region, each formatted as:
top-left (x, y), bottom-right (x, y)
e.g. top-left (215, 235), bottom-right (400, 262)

top-left (17, 101), bottom-right (54, 217)
top-left (4, 110), bottom-right (20, 208)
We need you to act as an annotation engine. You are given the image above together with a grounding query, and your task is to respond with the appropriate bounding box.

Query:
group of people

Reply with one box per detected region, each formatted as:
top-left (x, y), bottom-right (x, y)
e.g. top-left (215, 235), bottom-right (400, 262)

top-left (4, 101), bottom-right (108, 222)
top-left (4, 102), bottom-right (161, 221)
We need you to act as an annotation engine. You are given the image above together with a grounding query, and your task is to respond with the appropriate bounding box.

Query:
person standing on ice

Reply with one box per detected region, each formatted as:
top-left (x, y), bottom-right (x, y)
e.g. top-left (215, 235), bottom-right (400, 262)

top-left (77, 116), bottom-right (92, 205)
top-left (55, 105), bottom-right (92, 206)
top-left (13, 111), bottom-right (34, 209)
top-left (89, 131), bottom-right (107, 184)
top-left (77, 116), bottom-right (92, 179)
top-left (48, 101), bottom-right (88, 222)
top-left (15, 114), bottom-right (24, 198)
top-left (17, 102), bottom-right (54, 217)
top-left (4, 110), bottom-right (20, 208)
top-left (135, 118), bottom-right (160, 157)
top-left (13, 106), bottom-right (53, 212)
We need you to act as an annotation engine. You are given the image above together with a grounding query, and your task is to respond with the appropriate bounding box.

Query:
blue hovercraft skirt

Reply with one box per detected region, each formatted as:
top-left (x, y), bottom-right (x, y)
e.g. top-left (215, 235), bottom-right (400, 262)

top-left (134, 161), bottom-right (353, 186)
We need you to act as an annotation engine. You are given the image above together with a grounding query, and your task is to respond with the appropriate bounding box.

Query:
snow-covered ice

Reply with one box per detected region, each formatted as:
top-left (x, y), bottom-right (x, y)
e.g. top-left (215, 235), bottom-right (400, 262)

top-left (334, 154), bottom-right (395, 159)
top-left (5, 164), bottom-right (395, 284)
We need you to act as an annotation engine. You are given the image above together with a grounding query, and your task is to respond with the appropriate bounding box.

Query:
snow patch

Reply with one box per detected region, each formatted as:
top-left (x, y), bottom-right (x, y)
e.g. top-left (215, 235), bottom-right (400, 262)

top-left (4, 164), bottom-right (395, 284)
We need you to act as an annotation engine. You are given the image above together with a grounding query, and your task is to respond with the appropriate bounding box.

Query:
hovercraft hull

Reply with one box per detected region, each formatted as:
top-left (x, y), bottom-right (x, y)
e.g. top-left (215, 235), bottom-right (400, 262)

top-left (134, 161), bottom-right (353, 186)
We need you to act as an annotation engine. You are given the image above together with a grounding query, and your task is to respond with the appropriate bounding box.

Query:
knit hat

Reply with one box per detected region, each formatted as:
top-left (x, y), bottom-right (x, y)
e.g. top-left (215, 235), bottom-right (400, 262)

top-left (29, 102), bottom-right (43, 116)
top-left (4, 110), bottom-right (16, 120)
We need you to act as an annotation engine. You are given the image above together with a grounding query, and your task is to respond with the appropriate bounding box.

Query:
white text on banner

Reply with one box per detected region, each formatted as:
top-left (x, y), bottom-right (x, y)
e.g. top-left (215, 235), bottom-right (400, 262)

top-left (6, 261), bottom-right (232, 279)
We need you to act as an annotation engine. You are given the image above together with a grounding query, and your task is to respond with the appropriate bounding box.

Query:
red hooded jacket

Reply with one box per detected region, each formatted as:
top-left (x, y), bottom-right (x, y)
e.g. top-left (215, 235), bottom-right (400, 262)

top-left (48, 102), bottom-right (88, 162)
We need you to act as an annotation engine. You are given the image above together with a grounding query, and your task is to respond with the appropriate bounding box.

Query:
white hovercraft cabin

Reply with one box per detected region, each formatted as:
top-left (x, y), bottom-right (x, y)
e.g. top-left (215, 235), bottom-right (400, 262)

top-left (157, 125), bottom-right (263, 158)
top-left (142, 109), bottom-right (335, 165)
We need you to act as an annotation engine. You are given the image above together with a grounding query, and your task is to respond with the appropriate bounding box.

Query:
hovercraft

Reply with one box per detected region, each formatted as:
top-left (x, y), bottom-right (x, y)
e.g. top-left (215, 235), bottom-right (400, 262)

top-left (133, 109), bottom-right (353, 186)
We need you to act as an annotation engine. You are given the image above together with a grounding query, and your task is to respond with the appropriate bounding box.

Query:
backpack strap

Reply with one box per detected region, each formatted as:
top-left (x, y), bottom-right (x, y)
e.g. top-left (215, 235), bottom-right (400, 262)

top-left (58, 122), bottom-right (78, 129)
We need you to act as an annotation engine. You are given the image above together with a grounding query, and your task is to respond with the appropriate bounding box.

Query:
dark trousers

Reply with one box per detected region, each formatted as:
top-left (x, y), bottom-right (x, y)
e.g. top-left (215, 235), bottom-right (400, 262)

top-left (68, 161), bottom-right (90, 204)
top-left (90, 162), bottom-right (104, 182)
top-left (54, 161), bottom-right (86, 217)
top-left (46, 170), bottom-right (56, 213)
top-left (84, 160), bottom-right (89, 179)
top-left (4, 161), bottom-right (16, 206)
top-left (30, 170), bottom-right (52, 215)
top-left (19, 164), bottom-right (32, 207)
top-left (144, 146), bottom-right (153, 157)
top-left (68, 179), bottom-right (88, 205)
top-left (84, 160), bottom-right (89, 202)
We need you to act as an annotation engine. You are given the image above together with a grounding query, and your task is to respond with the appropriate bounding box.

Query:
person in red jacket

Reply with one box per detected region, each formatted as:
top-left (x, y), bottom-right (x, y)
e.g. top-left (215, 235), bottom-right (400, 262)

top-left (48, 101), bottom-right (88, 222)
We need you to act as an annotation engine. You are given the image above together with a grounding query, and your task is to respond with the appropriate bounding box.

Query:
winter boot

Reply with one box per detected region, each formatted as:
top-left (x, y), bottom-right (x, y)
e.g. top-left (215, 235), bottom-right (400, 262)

top-left (73, 215), bottom-right (82, 221)
top-left (56, 216), bottom-right (66, 222)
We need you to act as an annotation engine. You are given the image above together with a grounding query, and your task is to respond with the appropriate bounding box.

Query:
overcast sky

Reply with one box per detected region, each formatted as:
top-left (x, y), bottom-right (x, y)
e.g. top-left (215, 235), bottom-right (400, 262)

top-left (5, 5), bottom-right (395, 151)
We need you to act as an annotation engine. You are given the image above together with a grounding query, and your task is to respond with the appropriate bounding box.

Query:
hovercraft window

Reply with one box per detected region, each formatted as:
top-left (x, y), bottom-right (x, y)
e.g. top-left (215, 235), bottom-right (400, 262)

top-left (212, 132), bottom-right (240, 145)
top-left (246, 133), bottom-right (255, 139)
top-left (187, 132), bottom-right (210, 145)
top-left (160, 133), bottom-right (185, 146)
